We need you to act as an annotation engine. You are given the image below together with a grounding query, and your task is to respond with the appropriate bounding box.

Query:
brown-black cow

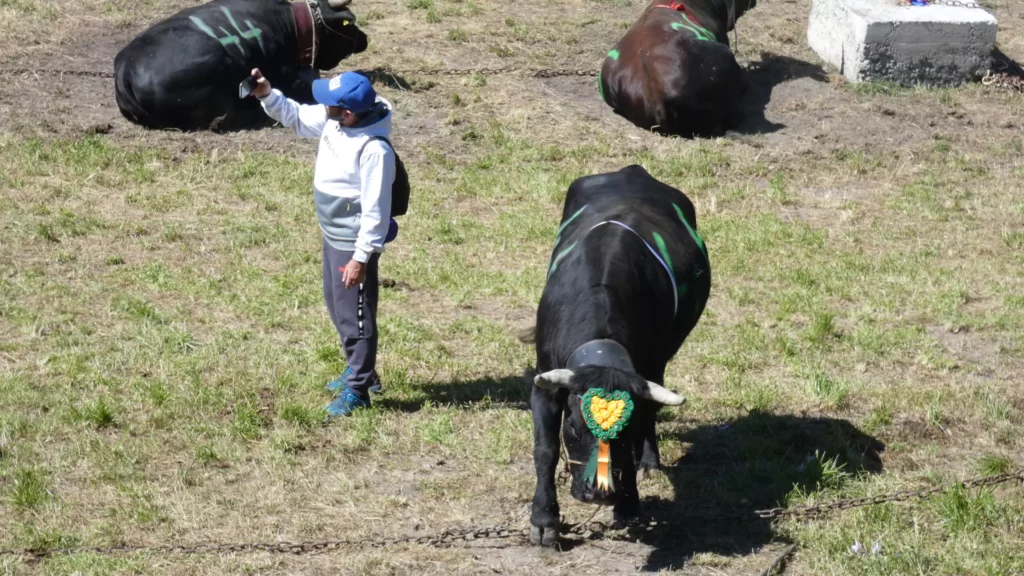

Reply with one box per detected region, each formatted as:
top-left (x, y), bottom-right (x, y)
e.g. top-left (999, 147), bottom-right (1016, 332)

top-left (599, 0), bottom-right (757, 137)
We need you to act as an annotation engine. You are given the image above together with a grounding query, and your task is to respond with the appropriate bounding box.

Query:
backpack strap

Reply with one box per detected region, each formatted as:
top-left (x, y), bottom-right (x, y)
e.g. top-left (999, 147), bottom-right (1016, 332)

top-left (358, 135), bottom-right (394, 161)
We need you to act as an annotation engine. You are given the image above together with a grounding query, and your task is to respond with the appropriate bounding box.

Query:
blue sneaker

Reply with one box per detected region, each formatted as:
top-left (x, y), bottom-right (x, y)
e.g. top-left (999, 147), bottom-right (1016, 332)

top-left (326, 367), bottom-right (353, 392)
top-left (327, 368), bottom-right (384, 394)
top-left (326, 387), bottom-right (371, 417)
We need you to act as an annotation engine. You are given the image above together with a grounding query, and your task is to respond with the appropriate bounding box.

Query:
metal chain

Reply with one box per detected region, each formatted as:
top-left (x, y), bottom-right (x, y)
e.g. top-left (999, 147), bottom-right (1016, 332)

top-left (754, 469), bottom-right (1024, 520)
top-left (0, 66), bottom-right (598, 80)
top-left (0, 471), bottom-right (1021, 558)
top-left (982, 69), bottom-right (1024, 93)
top-left (374, 66), bottom-right (600, 78)
top-left (0, 505), bottom-right (531, 559)
top-left (0, 68), bottom-right (115, 79)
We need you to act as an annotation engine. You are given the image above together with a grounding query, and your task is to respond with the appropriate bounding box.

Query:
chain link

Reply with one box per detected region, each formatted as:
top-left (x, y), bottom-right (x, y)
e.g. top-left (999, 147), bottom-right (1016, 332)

top-left (0, 68), bottom-right (115, 79)
top-left (0, 66), bottom-right (599, 80)
top-left (982, 70), bottom-right (1024, 93)
top-left (0, 505), bottom-right (531, 559)
top-left (371, 66), bottom-right (600, 78)
top-left (754, 470), bottom-right (1024, 520)
top-left (0, 471), bottom-right (1021, 558)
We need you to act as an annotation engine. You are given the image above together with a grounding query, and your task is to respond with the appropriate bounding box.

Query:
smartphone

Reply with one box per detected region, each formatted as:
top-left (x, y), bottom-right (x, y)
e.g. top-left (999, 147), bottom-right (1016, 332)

top-left (238, 75), bottom-right (258, 99)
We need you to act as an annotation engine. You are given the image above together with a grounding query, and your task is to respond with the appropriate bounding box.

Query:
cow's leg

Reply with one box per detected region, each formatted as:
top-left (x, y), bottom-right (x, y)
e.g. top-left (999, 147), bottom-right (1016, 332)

top-left (639, 373), bottom-right (665, 478)
top-left (530, 385), bottom-right (562, 547)
top-left (613, 463), bottom-right (641, 526)
top-left (637, 414), bottom-right (661, 483)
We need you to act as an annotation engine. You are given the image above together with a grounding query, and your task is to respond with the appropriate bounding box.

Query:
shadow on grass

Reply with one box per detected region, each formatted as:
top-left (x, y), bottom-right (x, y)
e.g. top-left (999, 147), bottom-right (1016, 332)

top-left (617, 413), bottom-right (884, 570)
top-left (356, 68), bottom-right (415, 91)
top-left (375, 372), bottom-right (532, 412)
top-left (733, 52), bottom-right (830, 135)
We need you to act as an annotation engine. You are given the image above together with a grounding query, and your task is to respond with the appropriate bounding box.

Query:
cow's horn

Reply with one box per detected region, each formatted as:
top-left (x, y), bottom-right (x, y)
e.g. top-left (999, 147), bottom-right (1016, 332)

top-left (327, 0), bottom-right (352, 7)
top-left (534, 369), bottom-right (574, 390)
top-left (641, 381), bottom-right (686, 406)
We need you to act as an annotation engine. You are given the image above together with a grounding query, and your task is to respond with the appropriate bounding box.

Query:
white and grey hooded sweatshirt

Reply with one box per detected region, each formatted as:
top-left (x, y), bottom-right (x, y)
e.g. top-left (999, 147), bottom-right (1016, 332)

top-left (259, 89), bottom-right (396, 263)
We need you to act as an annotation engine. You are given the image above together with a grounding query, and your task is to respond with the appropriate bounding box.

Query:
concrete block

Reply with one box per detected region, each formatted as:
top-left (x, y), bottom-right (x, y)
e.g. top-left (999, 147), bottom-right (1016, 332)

top-left (808, 0), bottom-right (998, 86)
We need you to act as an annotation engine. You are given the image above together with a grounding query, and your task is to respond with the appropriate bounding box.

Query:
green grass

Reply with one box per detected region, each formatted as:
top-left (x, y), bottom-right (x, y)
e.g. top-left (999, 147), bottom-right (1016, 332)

top-left (9, 468), bottom-right (53, 509)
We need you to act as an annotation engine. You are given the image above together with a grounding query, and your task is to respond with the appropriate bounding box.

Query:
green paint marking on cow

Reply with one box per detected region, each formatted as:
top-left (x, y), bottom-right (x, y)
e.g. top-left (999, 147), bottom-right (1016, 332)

top-left (189, 8), bottom-right (266, 56)
top-left (548, 241), bottom-right (579, 278)
top-left (555, 204), bottom-right (587, 245)
top-left (673, 203), bottom-right (708, 260)
top-left (220, 6), bottom-right (266, 54)
top-left (651, 231), bottom-right (674, 275)
top-left (670, 14), bottom-right (714, 42)
top-left (598, 68), bottom-right (604, 101)
top-left (607, 49), bottom-right (620, 60)
top-left (678, 283), bottom-right (689, 297)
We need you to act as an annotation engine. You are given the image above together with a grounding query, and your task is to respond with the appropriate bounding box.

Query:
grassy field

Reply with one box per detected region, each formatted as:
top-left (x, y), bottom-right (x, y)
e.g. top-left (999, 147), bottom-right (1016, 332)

top-left (2, 0), bottom-right (1024, 574)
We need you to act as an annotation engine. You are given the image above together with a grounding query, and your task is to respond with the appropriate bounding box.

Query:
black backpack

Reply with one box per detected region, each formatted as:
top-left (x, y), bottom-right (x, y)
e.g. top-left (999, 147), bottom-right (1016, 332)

top-left (363, 136), bottom-right (410, 217)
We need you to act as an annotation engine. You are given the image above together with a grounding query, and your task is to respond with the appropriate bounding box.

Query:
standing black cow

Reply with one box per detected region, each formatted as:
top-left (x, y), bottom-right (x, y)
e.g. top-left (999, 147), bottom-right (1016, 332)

top-left (599, 0), bottom-right (757, 136)
top-left (529, 165), bottom-right (711, 546)
top-left (114, 0), bottom-right (367, 131)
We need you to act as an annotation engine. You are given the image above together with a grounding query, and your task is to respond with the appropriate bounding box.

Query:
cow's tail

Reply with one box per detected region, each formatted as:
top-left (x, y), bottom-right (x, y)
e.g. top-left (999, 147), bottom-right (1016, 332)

top-left (114, 55), bottom-right (149, 127)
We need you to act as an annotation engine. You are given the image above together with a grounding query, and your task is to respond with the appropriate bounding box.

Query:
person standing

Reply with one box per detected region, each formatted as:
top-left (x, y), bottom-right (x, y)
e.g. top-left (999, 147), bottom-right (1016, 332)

top-left (249, 68), bottom-right (396, 416)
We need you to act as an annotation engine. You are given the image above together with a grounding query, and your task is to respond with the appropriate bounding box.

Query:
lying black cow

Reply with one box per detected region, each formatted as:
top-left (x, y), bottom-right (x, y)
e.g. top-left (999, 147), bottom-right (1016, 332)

top-left (114, 0), bottom-right (367, 131)
top-left (599, 0), bottom-right (757, 136)
top-left (529, 165), bottom-right (712, 546)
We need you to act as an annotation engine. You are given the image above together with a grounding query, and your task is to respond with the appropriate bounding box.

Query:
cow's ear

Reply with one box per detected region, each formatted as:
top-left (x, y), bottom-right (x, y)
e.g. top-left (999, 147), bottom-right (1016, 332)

top-left (640, 381), bottom-right (686, 406)
top-left (534, 369), bottom-right (574, 389)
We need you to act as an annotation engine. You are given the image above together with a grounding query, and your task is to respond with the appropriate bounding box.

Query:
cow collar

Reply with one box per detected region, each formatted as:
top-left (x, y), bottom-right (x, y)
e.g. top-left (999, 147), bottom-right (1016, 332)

top-left (567, 339), bottom-right (636, 373)
top-left (654, 1), bottom-right (730, 35)
top-left (292, 1), bottom-right (317, 68)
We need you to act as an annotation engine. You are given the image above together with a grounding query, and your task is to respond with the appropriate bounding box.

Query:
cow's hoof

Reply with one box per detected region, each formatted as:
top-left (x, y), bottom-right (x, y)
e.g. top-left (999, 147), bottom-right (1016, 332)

top-left (530, 524), bottom-right (559, 547)
top-left (637, 461), bottom-right (659, 484)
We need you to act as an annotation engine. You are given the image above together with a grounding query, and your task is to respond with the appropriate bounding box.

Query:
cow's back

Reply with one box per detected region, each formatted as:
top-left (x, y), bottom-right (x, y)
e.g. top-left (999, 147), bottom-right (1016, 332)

top-left (538, 166), bottom-right (710, 377)
top-left (114, 0), bottom-right (294, 130)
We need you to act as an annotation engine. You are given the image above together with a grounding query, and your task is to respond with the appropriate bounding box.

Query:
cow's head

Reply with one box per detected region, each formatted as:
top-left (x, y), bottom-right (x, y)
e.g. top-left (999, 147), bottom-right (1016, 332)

top-left (534, 366), bottom-right (685, 505)
top-left (312, 0), bottom-right (369, 70)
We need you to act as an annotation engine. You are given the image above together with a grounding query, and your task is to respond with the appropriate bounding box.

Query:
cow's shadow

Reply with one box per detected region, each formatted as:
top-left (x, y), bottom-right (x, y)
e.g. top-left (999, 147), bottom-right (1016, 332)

top-left (606, 412), bottom-right (884, 570)
top-left (731, 52), bottom-right (830, 135)
top-left (375, 372), bottom-right (532, 412)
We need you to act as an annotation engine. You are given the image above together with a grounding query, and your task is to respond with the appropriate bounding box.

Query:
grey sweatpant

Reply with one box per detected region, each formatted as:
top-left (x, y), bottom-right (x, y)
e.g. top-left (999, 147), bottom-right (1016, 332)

top-left (322, 239), bottom-right (380, 397)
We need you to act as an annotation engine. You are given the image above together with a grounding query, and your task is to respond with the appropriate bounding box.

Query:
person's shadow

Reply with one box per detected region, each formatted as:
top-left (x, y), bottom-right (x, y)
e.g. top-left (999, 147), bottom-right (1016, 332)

top-left (375, 372), bottom-right (532, 412)
top-left (731, 52), bottom-right (831, 135)
top-left (616, 412), bottom-right (884, 570)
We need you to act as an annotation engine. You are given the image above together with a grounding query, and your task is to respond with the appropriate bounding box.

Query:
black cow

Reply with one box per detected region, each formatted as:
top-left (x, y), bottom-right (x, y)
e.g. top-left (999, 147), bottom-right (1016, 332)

top-left (114, 0), bottom-right (367, 131)
top-left (529, 165), bottom-right (711, 546)
top-left (599, 0), bottom-right (757, 136)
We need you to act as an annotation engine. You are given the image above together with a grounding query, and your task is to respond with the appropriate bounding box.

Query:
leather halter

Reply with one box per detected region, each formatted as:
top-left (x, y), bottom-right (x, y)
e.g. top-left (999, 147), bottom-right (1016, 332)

top-left (654, 0), bottom-right (727, 32)
top-left (654, 1), bottom-right (688, 9)
top-left (291, 1), bottom-right (317, 67)
top-left (567, 339), bottom-right (636, 373)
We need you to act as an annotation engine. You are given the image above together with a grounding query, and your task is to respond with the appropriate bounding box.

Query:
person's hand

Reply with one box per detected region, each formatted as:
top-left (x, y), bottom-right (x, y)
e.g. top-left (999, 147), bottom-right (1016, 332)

top-left (250, 68), bottom-right (271, 98)
top-left (343, 259), bottom-right (367, 289)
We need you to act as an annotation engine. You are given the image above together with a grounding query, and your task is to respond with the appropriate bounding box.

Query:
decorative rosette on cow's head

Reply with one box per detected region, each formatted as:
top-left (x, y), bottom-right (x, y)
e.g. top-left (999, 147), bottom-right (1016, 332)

top-left (580, 388), bottom-right (634, 492)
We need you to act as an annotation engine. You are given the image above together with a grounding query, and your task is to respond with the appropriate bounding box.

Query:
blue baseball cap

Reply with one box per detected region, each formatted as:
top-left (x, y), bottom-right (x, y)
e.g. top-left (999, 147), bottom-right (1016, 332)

top-left (312, 72), bottom-right (376, 113)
